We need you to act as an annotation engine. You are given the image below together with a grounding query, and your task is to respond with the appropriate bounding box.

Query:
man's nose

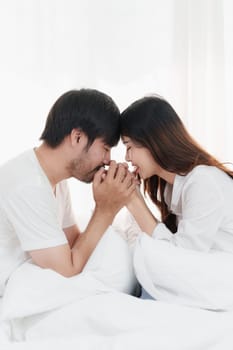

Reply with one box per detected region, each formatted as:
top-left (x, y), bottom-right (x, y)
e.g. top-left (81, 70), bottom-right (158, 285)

top-left (103, 152), bottom-right (111, 165)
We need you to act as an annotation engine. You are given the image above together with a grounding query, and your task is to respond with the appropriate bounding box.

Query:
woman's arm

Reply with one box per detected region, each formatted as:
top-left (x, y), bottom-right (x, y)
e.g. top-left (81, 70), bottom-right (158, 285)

top-left (127, 186), bottom-right (158, 235)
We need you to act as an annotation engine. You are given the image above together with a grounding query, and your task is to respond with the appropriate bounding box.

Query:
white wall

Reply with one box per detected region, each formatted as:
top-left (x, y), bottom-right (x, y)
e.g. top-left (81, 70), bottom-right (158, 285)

top-left (0, 0), bottom-right (232, 228)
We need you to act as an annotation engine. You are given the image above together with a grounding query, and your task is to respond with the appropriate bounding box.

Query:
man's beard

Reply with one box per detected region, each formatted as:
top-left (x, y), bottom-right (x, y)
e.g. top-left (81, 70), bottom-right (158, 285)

top-left (79, 165), bottom-right (102, 183)
top-left (68, 158), bottom-right (103, 183)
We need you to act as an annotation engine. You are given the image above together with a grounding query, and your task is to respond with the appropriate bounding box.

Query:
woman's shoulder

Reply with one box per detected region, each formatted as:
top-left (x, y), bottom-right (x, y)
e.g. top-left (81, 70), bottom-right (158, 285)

top-left (188, 164), bottom-right (230, 180)
top-left (190, 164), bottom-right (215, 175)
top-left (183, 165), bottom-right (232, 191)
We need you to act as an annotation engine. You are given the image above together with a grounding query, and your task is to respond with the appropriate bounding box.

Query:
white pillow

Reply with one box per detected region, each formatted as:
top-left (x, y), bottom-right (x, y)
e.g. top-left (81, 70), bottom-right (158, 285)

top-left (83, 225), bottom-right (138, 295)
top-left (134, 233), bottom-right (233, 310)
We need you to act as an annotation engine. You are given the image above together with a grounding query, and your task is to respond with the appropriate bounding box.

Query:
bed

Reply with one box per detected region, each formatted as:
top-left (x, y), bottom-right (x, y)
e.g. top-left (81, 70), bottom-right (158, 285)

top-left (1, 225), bottom-right (233, 349)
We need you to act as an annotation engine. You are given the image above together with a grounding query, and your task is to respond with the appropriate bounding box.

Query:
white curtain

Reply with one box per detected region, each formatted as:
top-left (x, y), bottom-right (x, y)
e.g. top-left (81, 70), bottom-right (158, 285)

top-left (171, 0), bottom-right (233, 162)
top-left (0, 0), bottom-right (232, 224)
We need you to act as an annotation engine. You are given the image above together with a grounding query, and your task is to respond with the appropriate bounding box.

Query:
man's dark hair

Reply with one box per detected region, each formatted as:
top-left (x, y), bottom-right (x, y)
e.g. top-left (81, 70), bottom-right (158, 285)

top-left (40, 89), bottom-right (120, 148)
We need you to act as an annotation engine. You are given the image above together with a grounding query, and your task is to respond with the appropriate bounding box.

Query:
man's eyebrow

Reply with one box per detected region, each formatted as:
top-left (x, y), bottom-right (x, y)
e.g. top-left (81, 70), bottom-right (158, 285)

top-left (122, 140), bottom-right (129, 144)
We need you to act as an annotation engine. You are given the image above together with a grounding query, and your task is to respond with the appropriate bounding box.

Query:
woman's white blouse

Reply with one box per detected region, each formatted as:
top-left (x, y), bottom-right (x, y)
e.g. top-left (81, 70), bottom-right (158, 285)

top-left (152, 165), bottom-right (233, 253)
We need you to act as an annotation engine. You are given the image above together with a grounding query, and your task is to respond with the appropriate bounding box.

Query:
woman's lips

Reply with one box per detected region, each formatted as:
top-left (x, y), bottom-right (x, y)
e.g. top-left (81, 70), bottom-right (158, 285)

top-left (133, 166), bottom-right (141, 181)
top-left (133, 166), bottom-right (139, 174)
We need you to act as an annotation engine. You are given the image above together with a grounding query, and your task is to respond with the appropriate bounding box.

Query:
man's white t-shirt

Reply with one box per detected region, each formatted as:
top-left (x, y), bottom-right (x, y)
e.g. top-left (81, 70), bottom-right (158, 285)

top-left (0, 149), bottom-right (76, 295)
top-left (152, 165), bottom-right (233, 252)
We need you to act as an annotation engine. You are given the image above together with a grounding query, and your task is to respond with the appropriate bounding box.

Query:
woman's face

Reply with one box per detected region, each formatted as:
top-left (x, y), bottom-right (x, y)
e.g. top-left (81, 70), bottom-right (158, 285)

top-left (122, 136), bottom-right (163, 180)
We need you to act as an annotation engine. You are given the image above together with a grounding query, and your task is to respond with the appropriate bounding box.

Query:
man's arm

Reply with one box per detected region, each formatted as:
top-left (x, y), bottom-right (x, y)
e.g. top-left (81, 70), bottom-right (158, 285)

top-left (29, 207), bottom-right (115, 277)
top-left (63, 224), bottom-right (81, 248)
top-left (29, 162), bottom-right (136, 277)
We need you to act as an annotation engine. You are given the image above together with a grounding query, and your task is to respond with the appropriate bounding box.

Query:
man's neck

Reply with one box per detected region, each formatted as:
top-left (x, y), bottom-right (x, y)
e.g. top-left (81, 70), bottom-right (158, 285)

top-left (34, 142), bottom-right (70, 190)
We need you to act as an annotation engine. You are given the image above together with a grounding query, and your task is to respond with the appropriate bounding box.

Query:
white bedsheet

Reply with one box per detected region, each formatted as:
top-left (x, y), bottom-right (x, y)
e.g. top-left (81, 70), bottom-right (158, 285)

top-left (1, 224), bottom-right (233, 349)
top-left (0, 297), bottom-right (10, 343)
top-left (1, 260), bottom-right (233, 349)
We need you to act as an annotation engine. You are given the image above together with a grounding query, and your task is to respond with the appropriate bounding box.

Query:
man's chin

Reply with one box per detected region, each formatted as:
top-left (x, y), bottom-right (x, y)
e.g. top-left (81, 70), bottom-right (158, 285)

top-left (77, 175), bottom-right (94, 184)
top-left (74, 165), bottom-right (103, 183)
top-left (76, 170), bottom-right (97, 183)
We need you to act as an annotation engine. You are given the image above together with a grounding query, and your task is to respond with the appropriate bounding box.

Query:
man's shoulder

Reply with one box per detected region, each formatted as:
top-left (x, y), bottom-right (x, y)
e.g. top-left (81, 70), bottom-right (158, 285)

top-left (0, 149), bottom-right (34, 168)
top-left (0, 149), bottom-right (44, 196)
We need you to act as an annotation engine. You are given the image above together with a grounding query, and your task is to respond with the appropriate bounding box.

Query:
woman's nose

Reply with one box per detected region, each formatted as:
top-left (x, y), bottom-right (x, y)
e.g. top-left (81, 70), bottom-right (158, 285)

top-left (125, 152), bottom-right (131, 162)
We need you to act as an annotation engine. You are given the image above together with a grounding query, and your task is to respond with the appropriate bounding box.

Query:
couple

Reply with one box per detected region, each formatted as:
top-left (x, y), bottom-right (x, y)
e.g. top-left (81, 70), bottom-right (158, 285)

top-left (0, 88), bottom-right (233, 301)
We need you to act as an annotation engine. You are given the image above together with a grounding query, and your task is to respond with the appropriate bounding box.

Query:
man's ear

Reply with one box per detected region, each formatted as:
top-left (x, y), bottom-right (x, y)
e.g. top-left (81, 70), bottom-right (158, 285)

top-left (70, 129), bottom-right (84, 146)
top-left (70, 128), bottom-right (88, 147)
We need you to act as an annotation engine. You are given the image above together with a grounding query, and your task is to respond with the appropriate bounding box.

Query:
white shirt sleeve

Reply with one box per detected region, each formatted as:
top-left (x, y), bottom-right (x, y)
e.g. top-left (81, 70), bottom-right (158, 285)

top-left (152, 172), bottom-right (224, 251)
top-left (57, 180), bottom-right (76, 229)
top-left (6, 185), bottom-right (68, 251)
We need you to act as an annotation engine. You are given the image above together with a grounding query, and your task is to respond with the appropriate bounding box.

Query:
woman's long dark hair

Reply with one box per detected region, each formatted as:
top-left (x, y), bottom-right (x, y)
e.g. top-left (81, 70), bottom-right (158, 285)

top-left (121, 96), bottom-right (233, 233)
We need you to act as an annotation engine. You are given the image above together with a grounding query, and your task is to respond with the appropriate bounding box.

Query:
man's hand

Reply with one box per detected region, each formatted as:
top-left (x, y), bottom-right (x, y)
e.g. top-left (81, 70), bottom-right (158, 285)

top-left (93, 161), bottom-right (137, 216)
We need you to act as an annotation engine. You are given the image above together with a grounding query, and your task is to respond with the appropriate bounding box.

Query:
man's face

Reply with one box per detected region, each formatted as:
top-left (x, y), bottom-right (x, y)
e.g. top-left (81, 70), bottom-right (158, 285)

top-left (69, 138), bottom-right (111, 183)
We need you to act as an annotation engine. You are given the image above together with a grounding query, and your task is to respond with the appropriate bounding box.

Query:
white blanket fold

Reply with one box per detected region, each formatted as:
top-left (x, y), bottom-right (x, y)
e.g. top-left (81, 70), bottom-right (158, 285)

top-left (134, 233), bottom-right (233, 310)
top-left (2, 226), bottom-right (136, 320)
top-left (1, 261), bottom-right (112, 320)
top-left (1, 226), bottom-right (233, 349)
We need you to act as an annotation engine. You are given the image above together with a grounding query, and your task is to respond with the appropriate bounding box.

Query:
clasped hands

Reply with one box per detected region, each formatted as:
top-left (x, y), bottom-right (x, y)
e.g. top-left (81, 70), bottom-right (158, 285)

top-left (93, 161), bottom-right (141, 215)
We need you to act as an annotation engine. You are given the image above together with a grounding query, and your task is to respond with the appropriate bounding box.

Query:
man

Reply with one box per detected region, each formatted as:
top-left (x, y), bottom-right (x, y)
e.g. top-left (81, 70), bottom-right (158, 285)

top-left (0, 89), bottom-right (136, 295)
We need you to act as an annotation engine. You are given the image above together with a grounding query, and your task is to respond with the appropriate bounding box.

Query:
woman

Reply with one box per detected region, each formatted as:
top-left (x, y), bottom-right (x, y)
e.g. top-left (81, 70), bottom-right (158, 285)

top-left (120, 95), bottom-right (233, 304)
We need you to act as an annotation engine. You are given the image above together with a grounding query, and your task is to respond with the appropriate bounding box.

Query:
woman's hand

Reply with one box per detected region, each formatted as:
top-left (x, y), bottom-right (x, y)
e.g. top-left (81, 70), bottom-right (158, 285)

top-left (93, 161), bottom-right (137, 216)
top-left (126, 185), bottom-right (143, 208)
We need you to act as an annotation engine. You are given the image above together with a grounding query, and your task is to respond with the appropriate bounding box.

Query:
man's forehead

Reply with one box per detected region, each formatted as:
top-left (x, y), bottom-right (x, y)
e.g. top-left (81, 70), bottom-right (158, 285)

top-left (93, 138), bottom-right (110, 147)
top-left (122, 136), bottom-right (130, 144)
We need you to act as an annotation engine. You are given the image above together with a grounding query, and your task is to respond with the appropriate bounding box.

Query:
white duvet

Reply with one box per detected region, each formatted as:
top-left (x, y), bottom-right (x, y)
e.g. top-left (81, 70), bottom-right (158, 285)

top-left (1, 226), bottom-right (233, 349)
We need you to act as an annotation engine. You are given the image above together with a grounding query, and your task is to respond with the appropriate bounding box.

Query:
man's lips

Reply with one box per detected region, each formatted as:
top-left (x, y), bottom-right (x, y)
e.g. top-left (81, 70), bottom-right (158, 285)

top-left (94, 165), bottom-right (105, 172)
